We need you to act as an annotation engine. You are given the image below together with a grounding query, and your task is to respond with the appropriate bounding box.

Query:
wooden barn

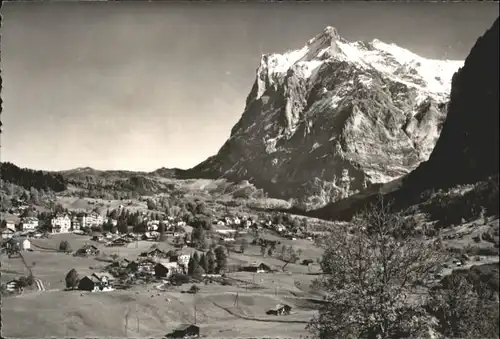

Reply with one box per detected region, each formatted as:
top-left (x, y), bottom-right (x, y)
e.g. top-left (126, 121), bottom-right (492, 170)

top-left (266, 304), bottom-right (292, 316)
top-left (165, 324), bottom-right (200, 338)
top-left (240, 262), bottom-right (271, 273)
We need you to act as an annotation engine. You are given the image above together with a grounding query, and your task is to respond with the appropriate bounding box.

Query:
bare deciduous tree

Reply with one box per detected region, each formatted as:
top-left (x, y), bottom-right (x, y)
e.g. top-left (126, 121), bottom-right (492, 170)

top-left (308, 197), bottom-right (446, 339)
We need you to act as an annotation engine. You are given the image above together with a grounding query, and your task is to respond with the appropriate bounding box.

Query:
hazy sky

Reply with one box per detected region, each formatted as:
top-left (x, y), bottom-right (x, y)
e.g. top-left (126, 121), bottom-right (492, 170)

top-left (1, 2), bottom-right (498, 172)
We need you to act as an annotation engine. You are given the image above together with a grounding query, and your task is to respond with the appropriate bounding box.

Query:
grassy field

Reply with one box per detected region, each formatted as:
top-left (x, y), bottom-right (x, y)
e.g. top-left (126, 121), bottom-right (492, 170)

top-left (5, 212), bottom-right (496, 338)
top-left (1, 232), bottom-right (322, 338)
top-left (3, 286), bottom-right (316, 338)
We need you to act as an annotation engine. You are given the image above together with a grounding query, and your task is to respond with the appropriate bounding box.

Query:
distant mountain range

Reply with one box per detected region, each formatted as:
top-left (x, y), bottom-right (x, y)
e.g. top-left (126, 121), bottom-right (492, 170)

top-left (183, 26), bottom-right (463, 209)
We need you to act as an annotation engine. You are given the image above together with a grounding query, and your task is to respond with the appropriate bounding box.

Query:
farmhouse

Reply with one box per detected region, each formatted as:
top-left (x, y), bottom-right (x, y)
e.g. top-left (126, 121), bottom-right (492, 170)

top-left (124, 233), bottom-right (138, 241)
top-left (3, 221), bottom-right (16, 231)
top-left (20, 217), bottom-right (39, 231)
top-left (50, 214), bottom-right (71, 233)
top-left (154, 261), bottom-right (179, 278)
top-left (1, 228), bottom-right (15, 239)
top-left (78, 275), bottom-right (101, 292)
top-left (266, 304), bottom-right (292, 316)
top-left (240, 262), bottom-right (271, 273)
top-left (106, 238), bottom-right (128, 247)
top-left (127, 259), bottom-right (156, 273)
top-left (75, 244), bottom-right (100, 256)
top-left (166, 324), bottom-right (200, 338)
top-left (140, 248), bottom-right (167, 259)
top-left (78, 273), bottom-right (114, 292)
top-left (91, 232), bottom-right (105, 242)
top-left (116, 258), bottom-right (131, 268)
top-left (142, 232), bottom-right (157, 241)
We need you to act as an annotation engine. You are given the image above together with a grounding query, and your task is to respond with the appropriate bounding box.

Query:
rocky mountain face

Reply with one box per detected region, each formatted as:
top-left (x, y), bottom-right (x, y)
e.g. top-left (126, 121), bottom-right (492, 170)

top-left (308, 18), bottom-right (499, 221)
top-left (189, 27), bottom-right (463, 209)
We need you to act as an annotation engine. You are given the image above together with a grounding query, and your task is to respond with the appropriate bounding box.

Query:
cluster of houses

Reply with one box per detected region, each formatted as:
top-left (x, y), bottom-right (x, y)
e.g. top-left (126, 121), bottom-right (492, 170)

top-left (144, 217), bottom-right (187, 232)
top-left (214, 214), bottom-right (318, 242)
top-left (77, 246), bottom-right (277, 294)
top-left (1, 212), bottom-right (109, 238)
top-left (74, 247), bottom-right (194, 293)
top-left (51, 212), bottom-right (106, 233)
top-left (6, 198), bottom-right (30, 216)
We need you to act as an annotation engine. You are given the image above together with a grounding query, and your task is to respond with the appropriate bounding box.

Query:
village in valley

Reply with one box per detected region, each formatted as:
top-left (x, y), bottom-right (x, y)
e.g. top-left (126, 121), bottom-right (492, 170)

top-left (3, 189), bottom-right (497, 338)
top-left (0, 192), bottom-right (332, 338)
top-left (2, 2), bottom-right (499, 338)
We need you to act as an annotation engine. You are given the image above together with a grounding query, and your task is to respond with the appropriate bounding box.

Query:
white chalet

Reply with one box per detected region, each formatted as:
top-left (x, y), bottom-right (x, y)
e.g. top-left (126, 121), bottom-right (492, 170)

top-left (51, 214), bottom-right (72, 233)
top-left (80, 212), bottom-right (104, 228)
top-left (147, 220), bottom-right (160, 231)
top-left (178, 254), bottom-right (190, 267)
top-left (20, 217), bottom-right (39, 231)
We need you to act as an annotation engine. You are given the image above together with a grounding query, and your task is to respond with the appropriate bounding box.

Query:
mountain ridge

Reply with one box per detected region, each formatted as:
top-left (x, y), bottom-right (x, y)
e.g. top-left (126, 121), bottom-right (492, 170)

top-left (185, 26), bottom-right (463, 209)
top-left (307, 17), bottom-right (499, 221)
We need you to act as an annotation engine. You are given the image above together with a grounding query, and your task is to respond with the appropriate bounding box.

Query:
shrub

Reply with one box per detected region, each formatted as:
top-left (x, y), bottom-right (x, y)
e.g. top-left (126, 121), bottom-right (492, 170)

top-left (171, 273), bottom-right (190, 286)
top-left (188, 284), bottom-right (200, 294)
top-left (59, 240), bottom-right (71, 252)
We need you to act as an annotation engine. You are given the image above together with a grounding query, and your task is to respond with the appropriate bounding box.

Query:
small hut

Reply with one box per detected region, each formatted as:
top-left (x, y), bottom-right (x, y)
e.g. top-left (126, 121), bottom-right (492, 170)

top-left (266, 304), bottom-right (292, 316)
top-left (166, 324), bottom-right (200, 338)
top-left (21, 239), bottom-right (31, 251)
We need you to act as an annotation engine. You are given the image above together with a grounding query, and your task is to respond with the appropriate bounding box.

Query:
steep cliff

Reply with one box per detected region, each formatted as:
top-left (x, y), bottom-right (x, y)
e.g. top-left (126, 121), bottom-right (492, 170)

top-left (188, 27), bottom-right (463, 209)
top-left (409, 18), bottom-right (499, 190)
top-left (309, 18), bottom-right (499, 220)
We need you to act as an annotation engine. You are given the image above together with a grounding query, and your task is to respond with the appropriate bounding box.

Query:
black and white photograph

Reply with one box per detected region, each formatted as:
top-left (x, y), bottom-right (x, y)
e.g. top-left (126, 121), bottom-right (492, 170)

top-left (0, 1), bottom-right (499, 338)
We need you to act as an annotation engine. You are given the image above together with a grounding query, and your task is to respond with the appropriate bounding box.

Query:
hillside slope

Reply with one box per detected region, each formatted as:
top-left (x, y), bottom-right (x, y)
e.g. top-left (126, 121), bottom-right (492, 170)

top-left (188, 27), bottom-right (462, 209)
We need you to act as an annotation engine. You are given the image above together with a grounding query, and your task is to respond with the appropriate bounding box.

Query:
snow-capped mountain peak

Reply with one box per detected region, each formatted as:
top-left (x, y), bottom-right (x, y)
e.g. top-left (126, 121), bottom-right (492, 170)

top-left (257, 27), bottom-right (462, 103)
top-left (191, 26), bottom-right (464, 210)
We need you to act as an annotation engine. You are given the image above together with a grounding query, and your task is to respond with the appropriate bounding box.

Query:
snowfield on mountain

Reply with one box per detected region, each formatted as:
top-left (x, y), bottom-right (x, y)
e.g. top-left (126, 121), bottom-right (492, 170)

top-left (189, 26), bottom-right (463, 210)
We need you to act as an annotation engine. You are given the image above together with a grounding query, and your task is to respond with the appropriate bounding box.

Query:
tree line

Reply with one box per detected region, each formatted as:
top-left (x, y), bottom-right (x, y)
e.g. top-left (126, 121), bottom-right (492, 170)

top-left (0, 162), bottom-right (66, 192)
